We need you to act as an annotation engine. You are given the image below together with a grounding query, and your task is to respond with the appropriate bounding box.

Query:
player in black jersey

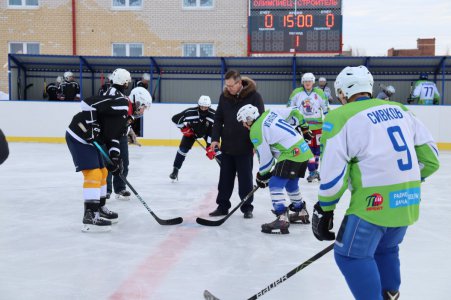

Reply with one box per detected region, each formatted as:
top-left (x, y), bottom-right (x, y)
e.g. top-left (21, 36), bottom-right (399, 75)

top-left (60, 71), bottom-right (80, 101)
top-left (103, 71), bottom-right (135, 200)
top-left (98, 73), bottom-right (112, 96)
top-left (169, 95), bottom-right (219, 180)
top-left (45, 76), bottom-right (62, 100)
top-left (65, 68), bottom-right (152, 232)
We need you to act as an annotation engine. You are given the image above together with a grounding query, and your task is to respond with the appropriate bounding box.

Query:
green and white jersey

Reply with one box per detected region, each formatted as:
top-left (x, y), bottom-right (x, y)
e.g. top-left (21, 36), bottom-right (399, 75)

top-left (287, 86), bottom-right (329, 130)
top-left (250, 109), bottom-right (314, 175)
top-left (319, 98), bottom-right (440, 227)
top-left (412, 80), bottom-right (440, 105)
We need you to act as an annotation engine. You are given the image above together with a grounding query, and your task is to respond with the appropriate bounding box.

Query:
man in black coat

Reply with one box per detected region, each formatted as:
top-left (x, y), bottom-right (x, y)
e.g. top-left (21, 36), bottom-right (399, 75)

top-left (209, 70), bottom-right (265, 219)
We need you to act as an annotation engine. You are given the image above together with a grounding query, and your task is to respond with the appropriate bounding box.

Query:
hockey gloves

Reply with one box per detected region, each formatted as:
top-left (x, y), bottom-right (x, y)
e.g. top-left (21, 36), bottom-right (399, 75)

top-left (256, 172), bottom-right (272, 188)
top-left (206, 146), bottom-right (217, 160)
top-left (107, 154), bottom-right (124, 176)
top-left (312, 202), bottom-right (335, 241)
top-left (181, 126), bottom-right (194, 137)
top-left (296, 125), bottom-right (313, 143)
top-left (83, 123), bottom-right (101, 143)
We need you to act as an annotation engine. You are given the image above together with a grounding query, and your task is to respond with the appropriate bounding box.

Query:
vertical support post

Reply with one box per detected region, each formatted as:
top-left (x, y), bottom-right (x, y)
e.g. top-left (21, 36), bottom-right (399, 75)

top-left (91, 72), bottom-right (95, 97)
top-left (79, 59), bottom-right (83, 100)
top-left (441, 57), bottom-right (446, 105)
top-left (150, 61), bottom-right (154, 94)
top-left (8, 55), bottom-right (12, 100)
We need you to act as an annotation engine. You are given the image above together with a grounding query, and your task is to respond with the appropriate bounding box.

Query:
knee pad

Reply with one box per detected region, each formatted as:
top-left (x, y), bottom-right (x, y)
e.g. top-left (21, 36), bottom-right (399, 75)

top-left (82, 169), bottom-right (102, 189)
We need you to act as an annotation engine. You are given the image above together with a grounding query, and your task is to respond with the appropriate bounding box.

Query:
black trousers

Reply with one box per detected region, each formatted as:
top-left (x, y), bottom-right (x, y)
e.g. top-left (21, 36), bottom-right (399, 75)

top-left (173, 135), bottom-right (208, 169)
top-left (105, 136), bottom-right (129, 193)
top-left (215, 152), bottom-right (254, 213)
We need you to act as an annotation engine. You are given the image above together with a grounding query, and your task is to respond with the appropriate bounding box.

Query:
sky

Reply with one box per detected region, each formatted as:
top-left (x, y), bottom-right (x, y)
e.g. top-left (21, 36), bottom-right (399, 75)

top-left (342, 0), bottom-right (451, 56)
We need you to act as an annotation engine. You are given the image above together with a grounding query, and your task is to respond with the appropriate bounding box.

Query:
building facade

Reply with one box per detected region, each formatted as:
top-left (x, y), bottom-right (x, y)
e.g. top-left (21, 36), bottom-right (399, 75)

top-left (0, 0), bottom-right (248, 95)
top-left (388, 38), bottom-right (436, 56)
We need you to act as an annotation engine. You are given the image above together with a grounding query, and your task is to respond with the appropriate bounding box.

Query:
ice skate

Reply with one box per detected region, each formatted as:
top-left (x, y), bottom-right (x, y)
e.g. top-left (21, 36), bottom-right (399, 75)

top-left (384, 291), bottom-right (400, 300)
top-left (169, 167), bottom-right (179, 181)
top-left (115, 189), bottom-right (131, 200)
top-left (261, 209), bottom-right (290, 234)
top-left (307, 171), bottom-right (320, 183)
top-left (99, 205), bottom-right (118, 223)
top-left (289, 201), bottom-right (310, 224)
top-left (82, 209), bottom-right (111, 232)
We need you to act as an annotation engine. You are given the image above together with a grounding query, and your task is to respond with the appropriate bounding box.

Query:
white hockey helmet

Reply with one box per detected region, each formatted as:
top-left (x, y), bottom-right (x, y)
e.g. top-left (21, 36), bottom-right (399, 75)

top-left (64, 71), bottom-right (73, 81)
top-left (56, 76), bottom-right (62, 83)
top-left (142, 73), bottom-right (151, 81)
top-left (237, 104), bottom-right (260, 123)
top-left (385, 85), bottom-right (395, 95)
top-left (334, 66), bottom-right (374, 99)
top-left (301, 72), bottom-right (315, 84)
top-left (198, 95), bottom-right (211, 107)
top-left (318, 77), bottom-right (327, 82)
top-left (111, 68), bottom-right (131, 86)
top-left (129, 86), bottom-right (152, 109)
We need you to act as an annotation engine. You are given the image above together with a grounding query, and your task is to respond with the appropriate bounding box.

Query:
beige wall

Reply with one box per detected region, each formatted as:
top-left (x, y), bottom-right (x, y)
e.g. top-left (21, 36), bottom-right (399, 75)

top-left (0, 0), bottom-right (248, 94)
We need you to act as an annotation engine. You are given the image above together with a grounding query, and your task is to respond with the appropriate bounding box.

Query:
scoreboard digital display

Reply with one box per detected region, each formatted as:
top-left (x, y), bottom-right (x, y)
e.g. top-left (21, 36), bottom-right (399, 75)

top-left (249, 1), bottom-right (343, 54)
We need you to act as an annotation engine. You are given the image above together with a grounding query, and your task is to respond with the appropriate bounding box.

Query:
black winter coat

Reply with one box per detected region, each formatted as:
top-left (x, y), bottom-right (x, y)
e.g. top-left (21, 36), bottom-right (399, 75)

top-left (212, 77), bottom-right (265, 155)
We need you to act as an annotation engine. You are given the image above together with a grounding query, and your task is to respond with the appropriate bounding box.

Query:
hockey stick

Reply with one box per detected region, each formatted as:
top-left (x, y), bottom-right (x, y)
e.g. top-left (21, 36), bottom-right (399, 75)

top-left (196, 185), bottom-right (259, 226)
top-left (194, 138), bottom-right (221, 166)
top-left (78, 123), bottom-right (183, 225)
top-left (203, 243), bottom-right (335, 300)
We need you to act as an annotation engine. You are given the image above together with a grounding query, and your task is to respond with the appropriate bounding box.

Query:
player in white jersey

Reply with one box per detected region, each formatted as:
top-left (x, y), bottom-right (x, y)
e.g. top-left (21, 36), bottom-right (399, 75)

top-left (318, 77), bottom-right (334, 103)
top-left (238, 105), bottom-right (313, 234)
top-left (312, 66), bottom-right (440, 300)
top-left (287, 73), bottom-right (329, 182)
top-left (411, 73), bottom-right (440, 105)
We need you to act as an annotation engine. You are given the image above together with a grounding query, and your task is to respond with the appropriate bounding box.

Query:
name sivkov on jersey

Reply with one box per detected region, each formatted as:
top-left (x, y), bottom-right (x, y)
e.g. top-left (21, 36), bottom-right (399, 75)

top-left (367, 107), bottom-right (403, 124)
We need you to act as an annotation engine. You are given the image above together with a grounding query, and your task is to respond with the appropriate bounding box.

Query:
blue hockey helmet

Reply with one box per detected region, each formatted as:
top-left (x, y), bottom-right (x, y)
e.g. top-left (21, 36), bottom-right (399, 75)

top-left (419, 73), bottom-right (428, 80)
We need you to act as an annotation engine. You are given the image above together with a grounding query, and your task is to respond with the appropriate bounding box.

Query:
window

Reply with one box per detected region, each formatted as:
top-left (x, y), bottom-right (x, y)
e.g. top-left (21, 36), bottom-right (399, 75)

top-left (112, 0), bottom-right (142, 9)
top-left (183, 43), bottom-right (214, 57)
top-left (8, 0), bottom-right (38, 7)
top-left (183, 0), bottom-right (213, 9)
top-left (112, 43), bottom-right (143, 56)
top-left (9, 42), bottom-right (40, 54)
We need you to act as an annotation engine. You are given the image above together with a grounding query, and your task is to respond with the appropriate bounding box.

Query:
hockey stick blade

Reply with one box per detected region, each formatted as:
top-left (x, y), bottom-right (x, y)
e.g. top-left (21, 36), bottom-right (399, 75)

top-left (204, 290), bottom-right (221, 300)
top-left (121, 175), bottom-right (183, 225)
top-left (77, 122), bottom-right (183, 226)
top-left (151, 212), bottom-right (183, 225)
top-left (196, 186), bottom-right (259, 226)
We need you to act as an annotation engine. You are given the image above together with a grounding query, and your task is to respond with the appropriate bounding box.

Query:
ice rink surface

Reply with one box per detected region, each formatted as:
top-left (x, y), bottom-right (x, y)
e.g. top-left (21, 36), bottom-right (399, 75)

top-left (1, 142), bottom-right (450, 300)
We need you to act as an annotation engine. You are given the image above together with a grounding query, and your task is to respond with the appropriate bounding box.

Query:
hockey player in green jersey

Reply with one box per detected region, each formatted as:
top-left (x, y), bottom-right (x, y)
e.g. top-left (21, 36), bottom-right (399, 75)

top-left (237, 105), bottom-right (314, 234)
top-left (287, 72), bottom-right (329, 182)
top-left (410, 73), bottom-right (440, 105)
top-left (312, 66), bottom-right (440, 300)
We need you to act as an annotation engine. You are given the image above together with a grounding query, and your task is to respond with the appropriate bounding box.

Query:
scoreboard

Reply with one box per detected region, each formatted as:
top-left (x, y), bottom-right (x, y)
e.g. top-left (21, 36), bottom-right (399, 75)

top-left (249, 0), bottom-right (343, 54)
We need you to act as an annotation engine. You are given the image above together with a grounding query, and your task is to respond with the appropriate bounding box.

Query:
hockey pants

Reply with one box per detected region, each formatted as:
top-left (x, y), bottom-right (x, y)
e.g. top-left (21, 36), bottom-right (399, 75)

top-left (334, 214), bottom-right (408, 300)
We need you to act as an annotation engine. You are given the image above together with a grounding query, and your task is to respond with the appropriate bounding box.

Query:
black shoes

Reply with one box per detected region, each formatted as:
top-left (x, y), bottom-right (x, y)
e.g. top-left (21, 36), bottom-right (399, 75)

top-left (169, 167), bottom-right (179, 180)
top-left (243, 211), bottom-right (253, 219)
top-left (209, 208), bottom-right (228, 217)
